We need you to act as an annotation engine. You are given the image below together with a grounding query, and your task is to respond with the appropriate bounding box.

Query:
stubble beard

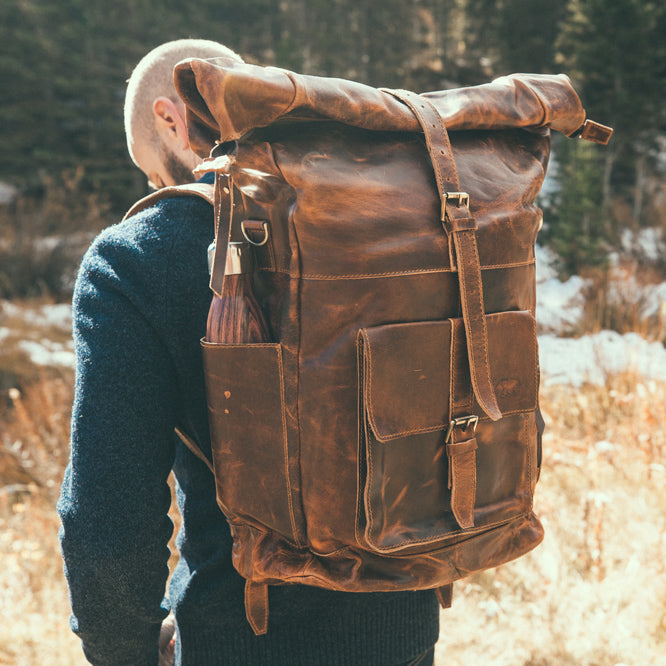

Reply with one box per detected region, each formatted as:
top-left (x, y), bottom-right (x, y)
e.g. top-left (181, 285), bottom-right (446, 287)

top-left (161, 143), bottom-right (196, 185)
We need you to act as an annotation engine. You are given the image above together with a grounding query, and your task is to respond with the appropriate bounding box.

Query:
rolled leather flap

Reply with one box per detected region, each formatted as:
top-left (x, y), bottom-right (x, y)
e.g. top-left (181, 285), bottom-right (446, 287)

top-left (174, 58), bottom-right (587, 157)
top-left (359, 310), bottom-right (538, 442)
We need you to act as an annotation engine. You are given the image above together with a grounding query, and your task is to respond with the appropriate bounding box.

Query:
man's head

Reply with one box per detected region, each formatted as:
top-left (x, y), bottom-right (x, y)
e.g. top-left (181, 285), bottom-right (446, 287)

top-left (124, 39), bottom-right (242, 189)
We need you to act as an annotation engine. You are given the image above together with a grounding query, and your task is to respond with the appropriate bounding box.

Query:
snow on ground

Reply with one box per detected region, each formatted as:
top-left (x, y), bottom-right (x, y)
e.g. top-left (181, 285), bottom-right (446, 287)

top-left (535, 244), bottom-right (666, 385)
top-left (538, 331), bottom-right (666, 386)
top-left (15, 303), bottom-right (72, 332)
top-left (16, 339), bottom-right (75, 368)
top-left (620, 227), bottom-right (664, 263)
top-left (0, 300), bottom-right (75, 369)
top-left (535, 244), bottom-right (588, 334)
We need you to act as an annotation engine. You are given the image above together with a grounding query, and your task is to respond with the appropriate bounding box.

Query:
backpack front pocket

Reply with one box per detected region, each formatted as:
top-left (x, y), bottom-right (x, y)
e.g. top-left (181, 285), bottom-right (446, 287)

top-left (357, 311), bottom-right (539, 553)
top-left (201, 341), bottom-right (300, 544)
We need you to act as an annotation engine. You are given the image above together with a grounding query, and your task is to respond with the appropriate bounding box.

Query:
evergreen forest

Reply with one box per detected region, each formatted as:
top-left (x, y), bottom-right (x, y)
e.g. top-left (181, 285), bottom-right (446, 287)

top-left (1, 0), bottom-right (665, 296)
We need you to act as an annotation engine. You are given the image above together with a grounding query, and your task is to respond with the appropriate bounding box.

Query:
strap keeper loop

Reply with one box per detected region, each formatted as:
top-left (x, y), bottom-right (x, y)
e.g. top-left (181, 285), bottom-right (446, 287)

top-left (443, 192), bottom-right (477, 232)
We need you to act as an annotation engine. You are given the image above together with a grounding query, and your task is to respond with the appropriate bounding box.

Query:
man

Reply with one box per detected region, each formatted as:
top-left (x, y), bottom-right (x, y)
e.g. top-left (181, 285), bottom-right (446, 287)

top-left (58, 39), bottom-right (440, 665)
top-left (123, 39), bottom-right (230, 189)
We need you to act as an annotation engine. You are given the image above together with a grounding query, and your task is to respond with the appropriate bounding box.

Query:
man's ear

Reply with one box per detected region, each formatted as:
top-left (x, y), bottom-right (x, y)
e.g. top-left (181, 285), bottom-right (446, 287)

top-left (152, 96), bottom-right (189, 151)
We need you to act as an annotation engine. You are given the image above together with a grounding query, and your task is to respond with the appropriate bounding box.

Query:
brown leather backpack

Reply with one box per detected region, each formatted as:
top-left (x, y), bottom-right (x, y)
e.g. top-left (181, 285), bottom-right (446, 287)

top-left (173, 60), bottom-right (612, 635)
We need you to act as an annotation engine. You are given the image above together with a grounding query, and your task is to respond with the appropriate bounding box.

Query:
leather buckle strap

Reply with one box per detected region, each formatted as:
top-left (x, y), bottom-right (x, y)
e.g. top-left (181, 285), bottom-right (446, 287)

top-left (383, 88), bottom-right (502, 422)
top-left (443, 192), bottom-right (476, 232)
top-left (446, 434), bottom-right (478, 529)
top-left (445, 415), bottom-right (479, 528)
top-left (447, 211), bottom-right (502, 421)
top-left (445, 415), bottom-right (478, 444)
top-left (381, 88), bottom-right (460, 220)
top-left (209, 172), bottom-right (233, 297)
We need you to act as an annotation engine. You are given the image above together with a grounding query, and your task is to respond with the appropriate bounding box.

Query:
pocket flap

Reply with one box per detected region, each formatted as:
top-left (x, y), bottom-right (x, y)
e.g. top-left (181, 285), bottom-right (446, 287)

top-left (358, 311), bottom-right (537, 442)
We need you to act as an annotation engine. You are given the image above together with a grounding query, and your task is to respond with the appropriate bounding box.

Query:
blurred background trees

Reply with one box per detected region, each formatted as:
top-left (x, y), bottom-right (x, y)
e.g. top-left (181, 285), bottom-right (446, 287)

top-left (0, 0), bottom-right (664, 296)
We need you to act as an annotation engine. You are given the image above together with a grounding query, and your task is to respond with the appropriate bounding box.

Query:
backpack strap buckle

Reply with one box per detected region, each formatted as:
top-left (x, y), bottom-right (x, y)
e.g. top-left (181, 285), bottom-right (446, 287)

top-left (445, 415), bottom-right (479, 444)
top-left (445, 415), bottom-right (479, 529)
top-left (445, 192), bottom-right (469, 208)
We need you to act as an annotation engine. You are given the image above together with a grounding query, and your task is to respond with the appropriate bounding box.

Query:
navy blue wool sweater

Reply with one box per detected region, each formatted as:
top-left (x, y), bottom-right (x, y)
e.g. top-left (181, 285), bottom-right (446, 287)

top-left (57, 178), bottom-right (440, 666)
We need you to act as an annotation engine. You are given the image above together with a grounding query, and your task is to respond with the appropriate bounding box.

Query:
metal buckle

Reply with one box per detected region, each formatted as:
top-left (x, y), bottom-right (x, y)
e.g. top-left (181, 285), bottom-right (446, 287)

top-left (241, 220), bottom-right (270, 247)
top-left (445, 415), bottom-right (479, 443)
top-left (445, 192), bottom-right (470, 208)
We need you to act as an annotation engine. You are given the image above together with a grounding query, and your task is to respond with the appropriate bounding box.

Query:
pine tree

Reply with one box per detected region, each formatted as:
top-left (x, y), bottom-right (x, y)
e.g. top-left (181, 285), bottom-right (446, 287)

top-left (557, 0), bottom-right (665, 219)
top-left (541, 138), bottom-right (610, 276)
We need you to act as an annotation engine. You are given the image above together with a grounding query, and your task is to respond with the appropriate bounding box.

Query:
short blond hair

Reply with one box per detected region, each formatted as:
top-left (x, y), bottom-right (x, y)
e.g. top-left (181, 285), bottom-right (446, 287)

top-left (124, 39), bottom-right (242, 164)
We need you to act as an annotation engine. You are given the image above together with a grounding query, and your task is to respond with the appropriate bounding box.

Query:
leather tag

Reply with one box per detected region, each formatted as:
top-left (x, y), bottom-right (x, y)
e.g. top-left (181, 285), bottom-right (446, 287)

top-left (578, 119), bottom-right (613, 145)
top-left (435, 584), bottom-right (453, 609)
top-left (244, 580), bottom-right (269, 636)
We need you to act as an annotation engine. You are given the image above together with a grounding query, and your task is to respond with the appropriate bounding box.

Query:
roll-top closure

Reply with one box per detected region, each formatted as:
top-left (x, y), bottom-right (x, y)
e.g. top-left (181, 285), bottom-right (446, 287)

top-left (174, 58), bottom-right (588, 157)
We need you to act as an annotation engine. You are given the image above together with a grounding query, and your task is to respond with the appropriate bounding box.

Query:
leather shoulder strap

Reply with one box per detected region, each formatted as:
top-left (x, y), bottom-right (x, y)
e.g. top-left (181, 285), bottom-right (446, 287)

top-left (122, 182), bottom-right (215, 221)
top-left (175, 427), bottom-right (215, 474)
top-left (384, 89), bottom-right (501, 422)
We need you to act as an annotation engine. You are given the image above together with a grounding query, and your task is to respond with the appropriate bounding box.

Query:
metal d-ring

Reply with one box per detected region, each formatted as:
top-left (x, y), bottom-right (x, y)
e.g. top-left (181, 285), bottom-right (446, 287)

top-left (241, 220), bottom-right (270, 247)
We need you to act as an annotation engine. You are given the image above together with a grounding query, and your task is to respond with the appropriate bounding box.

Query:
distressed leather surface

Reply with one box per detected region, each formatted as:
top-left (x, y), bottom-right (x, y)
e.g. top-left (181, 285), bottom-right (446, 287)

top-left (179, 64), bottom-right (594, 594)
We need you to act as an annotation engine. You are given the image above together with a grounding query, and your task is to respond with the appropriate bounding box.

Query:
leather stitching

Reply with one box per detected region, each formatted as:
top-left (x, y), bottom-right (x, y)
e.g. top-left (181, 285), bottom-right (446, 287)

top-left (200, 342), bottom-right (280, 349)
top-left (276, 345), bottom-right (302, 547)
top-left (366, 508), bottom-right (531, 552)
top-left (300, 259), bottom-right (535, 280)
top-left (449, 320), bottom-right (456, 418)
top-left (364, 406), bottom-right (536, 442)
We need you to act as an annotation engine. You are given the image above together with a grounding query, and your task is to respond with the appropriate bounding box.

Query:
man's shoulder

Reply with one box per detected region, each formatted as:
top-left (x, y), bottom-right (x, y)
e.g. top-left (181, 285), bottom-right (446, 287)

top-left (77, 192), bottom-right (213, 303)
top-left (122, 181), bottom-right (215, 222)
top-left (92, 192), bottom-right (213, 261)
top-left (108, 174), bottom-right (216, 256)
top-left (123, 190), bottom-right (213, 241)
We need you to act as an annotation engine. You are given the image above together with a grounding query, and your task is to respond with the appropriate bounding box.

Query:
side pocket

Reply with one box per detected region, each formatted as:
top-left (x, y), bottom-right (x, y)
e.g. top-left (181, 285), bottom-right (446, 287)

top-left (201, 341), bottom-right (299, 544)
top-left (357, 311), bottom-right (539, 553)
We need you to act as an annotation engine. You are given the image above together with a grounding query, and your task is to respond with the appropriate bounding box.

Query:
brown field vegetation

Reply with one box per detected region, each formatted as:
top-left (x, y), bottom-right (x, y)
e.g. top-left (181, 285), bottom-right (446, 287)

top-left (435, 373), bottom-right (666, 665)
top-left (0, 326), bottom-right (664, 664)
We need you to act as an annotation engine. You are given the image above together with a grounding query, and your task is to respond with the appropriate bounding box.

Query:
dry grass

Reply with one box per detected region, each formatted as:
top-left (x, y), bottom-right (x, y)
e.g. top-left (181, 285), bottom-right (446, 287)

top-left (0, 374), bottom-right (182, 666)
top-left (0, 491), bottom-right (85, 665)
top-left (578, 260), bottom-right (666, 342)
top-left (0, 377), bottom-right (85, 665)
top-left (1, 365), bottom-right (665, 664)
top-left (0, 168), bottom-right (107, 301)
top-left (1, 379), bottom-right (71, 499)
top-left (434, 373), bottom-right (666, 666)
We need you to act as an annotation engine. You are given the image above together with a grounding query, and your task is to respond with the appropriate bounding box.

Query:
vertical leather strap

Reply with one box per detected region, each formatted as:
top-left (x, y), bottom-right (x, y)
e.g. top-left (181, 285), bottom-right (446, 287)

top-left (446, 435), bottom-right (478, 528)
top-left (244, 580), bottom-right (269, 635)
top-left (209, 172), bottom-right (233, 297)
top-left (435, 584), bottom-right (453, 609)
top-left (383, 89), bottom-right (501, 422)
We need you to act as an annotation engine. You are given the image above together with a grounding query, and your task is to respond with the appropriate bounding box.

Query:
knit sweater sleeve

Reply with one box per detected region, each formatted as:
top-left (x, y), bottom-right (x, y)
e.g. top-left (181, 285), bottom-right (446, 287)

top-left (57, 210), bottom-right (186, 665)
